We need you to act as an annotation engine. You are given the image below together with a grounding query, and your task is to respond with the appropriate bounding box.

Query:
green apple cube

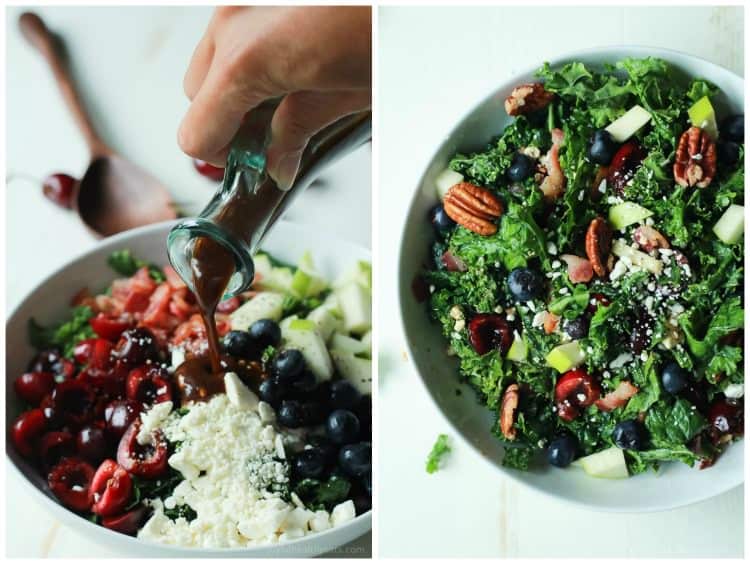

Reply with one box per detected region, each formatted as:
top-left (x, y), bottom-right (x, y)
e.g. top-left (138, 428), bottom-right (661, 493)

top-left (331, 332), bottom-right (370, 357)
top-left (546, 341), bottom-right (584, 373)
top-left (713, 204), bottom-right (744, 244)
top-left (290, 251), bottom-right (328, 298)
top-left (252, 253), bottom-right (273, 284)
top-left (574, 447), bottom-right (628, 479)
top-left (688, 96), bottom-right (719, 140)
top-left (306, 304), bottom-right (343, 342)
top-left (334, 261), bottom-right (372, 291)
top-left (612, 239), bottom-right (663, 275)
top-left (608, 202), bottom-right (653, 230)
top-left (605, 105), bottom-right (652, 143)
top-left (230, 292), bottom-right (284, 331)
top-left (360, 330), bottom-right (372, 353)
top-left (282, 324), bottom-right (333, 381)
top-left (330, 350), bottom-right (372, 394)
top-left (335, 282), bottom-right (372, 335)
top-left (506, 332), bottom-right (528, 362)
top-left (435, 168), bottom-right (464, 199)
top-left (257, 266), bottom-right (294, 293)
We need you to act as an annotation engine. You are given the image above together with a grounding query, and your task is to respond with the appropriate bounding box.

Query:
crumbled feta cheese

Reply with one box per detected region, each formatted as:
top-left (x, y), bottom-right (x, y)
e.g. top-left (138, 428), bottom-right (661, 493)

top-left (531, 311), bottom-right (546, 328)
top-left (609, 353), bottom-right (634, 369)
top-left (526, 301), bottom-right (536, 312)
top-left (429, 284), bottom-right (436, 293)
top-left (547, 241), bottom-right (558, 255)
top-left (331, 500), bottom-right (356, 527)
top-left (558, 287), bottom-right (569, 295)
top-left (137, 401), bottom-right (174, 445)
top-left (449, 305), bottom-right (463, 320)
top-left (724, 383), bottom-right (744, 399)
top-left (609, 260), bottom-right (628, 281)
top-left (224, 372), bottom-right (259, 410)
top-left (454, 319), bottom-right (466, 332)
top-left (551, 260), bottom-right (561, 269)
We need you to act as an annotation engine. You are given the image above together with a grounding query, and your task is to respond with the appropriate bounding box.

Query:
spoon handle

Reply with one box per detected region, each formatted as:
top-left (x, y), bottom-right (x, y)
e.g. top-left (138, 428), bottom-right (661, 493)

top-left (18, 12), bottom-right (109, 157)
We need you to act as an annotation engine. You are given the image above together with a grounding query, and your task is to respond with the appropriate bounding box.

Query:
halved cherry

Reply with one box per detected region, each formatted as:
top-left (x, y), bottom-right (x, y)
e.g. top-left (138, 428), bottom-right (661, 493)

top-left (104, 399), bottom-right (142, 439)
top-left (73, 338), bottom-right (97, 365)
top-left (76, 424), bottom-right (110, 464)
top-left (91, 459), bottom-right (133, 517)
top-left (606, 140), bottom-right (646, 195)
top-left (113, 328), bottom-right (161, 367)
top-left (468, 314), bottom-right (512, 355)
top-left (14, 371), bottom-right (55, 405)
top-left (28, 349), bottom-right (75, 381)
top-left (38, 431), bottom-right (75, 470)
top-left (101, 506), bottom-right (150, 536)
top-left (50, 380), bottom-right (96, 428)
top-left (555, 369), bottom-right (601, 421)
top-left (90, 314), bottom-right (131, 342)
top-left (708, 398), bottom-right (744, 444)
top-left (11, 408), bottom-right (47, 457)
top-left (117, 421), bottom-right (168, 478)
top-left (125, 366), bottom-right (172, 405)
top-left (47, 457), bottom-right (95, 512)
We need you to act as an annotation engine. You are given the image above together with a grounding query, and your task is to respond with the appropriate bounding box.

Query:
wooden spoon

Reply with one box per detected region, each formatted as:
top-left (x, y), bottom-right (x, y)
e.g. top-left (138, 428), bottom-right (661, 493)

top-left (18, 12), bottom-right (176, 237)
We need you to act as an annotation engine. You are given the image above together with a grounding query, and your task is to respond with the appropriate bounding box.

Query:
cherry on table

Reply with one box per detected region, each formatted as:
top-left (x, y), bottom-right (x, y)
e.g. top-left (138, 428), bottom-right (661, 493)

top-left (42, 173), bottom-right (78, 209)
top-left (193, 159), bottom-right (225, 181)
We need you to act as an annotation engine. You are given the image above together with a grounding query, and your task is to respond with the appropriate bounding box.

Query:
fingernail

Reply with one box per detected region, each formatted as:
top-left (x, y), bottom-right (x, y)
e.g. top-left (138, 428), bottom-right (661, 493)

top-left (271, 151), bottom-right (303, 191)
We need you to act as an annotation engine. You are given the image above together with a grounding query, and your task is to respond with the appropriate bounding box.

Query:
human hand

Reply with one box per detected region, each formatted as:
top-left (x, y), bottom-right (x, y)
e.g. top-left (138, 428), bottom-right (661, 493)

top-left (178, 6), bottom-right (371, 189)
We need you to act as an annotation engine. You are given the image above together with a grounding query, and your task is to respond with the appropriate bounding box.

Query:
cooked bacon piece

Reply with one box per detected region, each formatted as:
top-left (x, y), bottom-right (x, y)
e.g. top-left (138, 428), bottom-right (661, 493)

top-left (441, 251), bottom-right (467, 272)
top-left (142, 284), bottom-right (172, 328)
top-left (540, 128), bottom-right (566, 201)
top-left (595, 380), bottom-right (639, 412)
top-left (163, 265), bottom-right (187, 290)
top-left (543, 311), bottom-right (560, 335)
top-left (560, 254), bottom-right (594, 284)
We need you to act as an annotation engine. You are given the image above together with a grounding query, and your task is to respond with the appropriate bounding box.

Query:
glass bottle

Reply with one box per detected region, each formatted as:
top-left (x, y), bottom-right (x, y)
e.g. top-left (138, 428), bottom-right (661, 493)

top-left (166, 101), bottom-right (371, 298)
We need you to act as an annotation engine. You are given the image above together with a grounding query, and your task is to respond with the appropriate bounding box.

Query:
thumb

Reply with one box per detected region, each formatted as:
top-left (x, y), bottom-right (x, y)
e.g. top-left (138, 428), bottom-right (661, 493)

top-left (266, 90), bottom-right (370, 190)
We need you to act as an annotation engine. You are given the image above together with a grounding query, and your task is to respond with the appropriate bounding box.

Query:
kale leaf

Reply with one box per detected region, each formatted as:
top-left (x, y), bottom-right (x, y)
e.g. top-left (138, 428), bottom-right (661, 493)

top-left (28, 305), bottom-right (96, 358)
top-left (108, 249), bottom-right (166, 283)
top-left (425, 434), bottom-right (451, 474)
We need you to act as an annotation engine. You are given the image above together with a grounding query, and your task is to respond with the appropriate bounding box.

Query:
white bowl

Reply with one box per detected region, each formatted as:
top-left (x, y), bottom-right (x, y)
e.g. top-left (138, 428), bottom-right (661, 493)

top-left (398, 46), bottom-right (744, 512)
top-left (6, 220), bottom-right (371, 557)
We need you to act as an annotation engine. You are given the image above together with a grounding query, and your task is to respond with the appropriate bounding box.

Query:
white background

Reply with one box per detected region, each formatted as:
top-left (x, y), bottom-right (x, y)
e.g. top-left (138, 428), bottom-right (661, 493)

top-left (5, 5), bottom-right (371, 557)
top-left (378, 4), bottom-right (744, 558)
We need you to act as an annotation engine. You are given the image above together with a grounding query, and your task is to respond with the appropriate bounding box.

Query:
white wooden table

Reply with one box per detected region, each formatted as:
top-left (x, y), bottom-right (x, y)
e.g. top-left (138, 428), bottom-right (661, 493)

top-left (377, 5), bottom-right (744, 558)
top-left (5, 5), bottom-right (371, 557)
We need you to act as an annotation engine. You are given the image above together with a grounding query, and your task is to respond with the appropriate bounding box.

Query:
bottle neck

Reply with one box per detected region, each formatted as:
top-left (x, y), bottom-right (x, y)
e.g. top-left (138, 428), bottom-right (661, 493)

top-left (167, 105), bottom-right (372, 299)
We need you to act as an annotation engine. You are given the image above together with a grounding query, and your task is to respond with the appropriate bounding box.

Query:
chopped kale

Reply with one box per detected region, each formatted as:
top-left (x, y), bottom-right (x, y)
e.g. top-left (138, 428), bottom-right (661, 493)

top-left (425, 434), bottom-right (451, 474)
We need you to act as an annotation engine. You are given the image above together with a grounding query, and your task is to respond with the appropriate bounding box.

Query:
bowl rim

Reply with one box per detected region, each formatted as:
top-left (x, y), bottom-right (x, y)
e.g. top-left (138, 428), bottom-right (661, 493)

top-left (6, 219), bottom-right (372, 555)
top-left (397, 44), bottom-right (744, 513)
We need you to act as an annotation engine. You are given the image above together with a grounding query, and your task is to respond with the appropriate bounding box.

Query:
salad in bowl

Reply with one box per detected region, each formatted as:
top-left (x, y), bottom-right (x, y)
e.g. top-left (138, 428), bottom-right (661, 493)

top-left (8, 241), bottom-right (372, 550)
top-left (421, 56), bottom-right (744, 479)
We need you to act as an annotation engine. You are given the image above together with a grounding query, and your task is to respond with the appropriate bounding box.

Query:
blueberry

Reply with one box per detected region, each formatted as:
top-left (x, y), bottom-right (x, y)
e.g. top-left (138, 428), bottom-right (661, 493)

top-left (306, 436), bottom-right (338, 465)
top-left (302, 401), bottom-right (327, 425)
top-left (293, 448), bottom-right (327, 479)
top-left (429, 204), bottom-right (456, 234)
top-left (289, 370), bottom-right (317, 395)
top-left (721, 114), bottom-right (744, 143)
top-left (223, 330), bottom-right (256, 358)
top-left (272, 349), bottom-right (305, 384)
top-left (563, 317), bottom-right (589, 340)
top-left (588, 129), bottom-right (617, 165)
top-left (326, 409), bottom-right (361, 444)
top-left (547, 436), bottom-right (577, 468)
top-left (338, 442), bottom-right (372, 476)
top-left (328, 380), bottom-right (360, 410)
top-left (248, 319), bottom-right (281, 348)
top-left (661, 362), bottom-right (688, 395)
top-left (506, 153), bottom-right (535, 182)
top-left (717, 140), bottom-right (740, 166)
top-left (613, 420), bottom-right (647, 450)
top-left (258, 378), bottom-right (287, 406)
top-left (507, 268), bottom-right (543, 302)
top-left (361, 472), bottom-right (372, 496)
top-left (352, 493), bottom-right (372, 515)
top-left (277, 400), bottom-right (306, 428)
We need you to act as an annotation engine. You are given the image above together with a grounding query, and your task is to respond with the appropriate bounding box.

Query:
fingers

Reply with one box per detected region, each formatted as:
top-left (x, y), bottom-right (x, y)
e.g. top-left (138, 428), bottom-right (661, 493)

top-left (266, 89), bottom-right (371, 190)
top-left (183, 32), bottom-right (214, 101)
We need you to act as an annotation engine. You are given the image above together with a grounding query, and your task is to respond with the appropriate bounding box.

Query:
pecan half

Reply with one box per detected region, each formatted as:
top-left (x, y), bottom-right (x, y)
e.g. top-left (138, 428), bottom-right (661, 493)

top-left (633, 225), bottom-right (669, 252)
top-left (443, 182), bottom-right (503, 236)
top-left (504, 83), bottom-right (555, 116)
top-left (500, 383), bottom-right (520, 440)
top-left (674, 126), bottom-right (716, 188)
top-left (585, 217), bottom-right (613, 278)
